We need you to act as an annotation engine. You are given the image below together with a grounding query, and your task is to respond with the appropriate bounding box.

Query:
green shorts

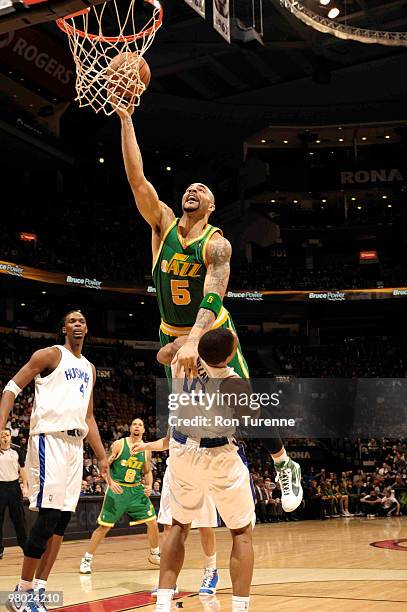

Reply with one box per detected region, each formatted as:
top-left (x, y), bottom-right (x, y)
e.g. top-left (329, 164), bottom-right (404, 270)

top-left (98, 484), bottom-right (156, 527)
top-left (159, 308), bottom-right (249, 381)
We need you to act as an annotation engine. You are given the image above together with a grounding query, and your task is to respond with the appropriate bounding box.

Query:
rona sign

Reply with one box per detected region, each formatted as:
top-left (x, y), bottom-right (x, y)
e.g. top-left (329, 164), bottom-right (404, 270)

top-left (341, 168), bottom-right (404, 185)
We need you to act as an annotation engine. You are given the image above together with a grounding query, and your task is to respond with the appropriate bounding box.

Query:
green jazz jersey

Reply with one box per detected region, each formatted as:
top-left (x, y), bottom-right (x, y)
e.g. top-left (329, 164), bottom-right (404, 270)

top-left (110, 438), bottom-right (146, 485)
top-left (152, 218), bottom-right (222, 327)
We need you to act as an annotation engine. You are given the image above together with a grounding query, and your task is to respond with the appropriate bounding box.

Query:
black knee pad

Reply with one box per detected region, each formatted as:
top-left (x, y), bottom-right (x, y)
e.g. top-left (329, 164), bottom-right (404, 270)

top-left (54, 511), bottom-right (71, 536)
top-left (24, 509), bottom-right (61, 559)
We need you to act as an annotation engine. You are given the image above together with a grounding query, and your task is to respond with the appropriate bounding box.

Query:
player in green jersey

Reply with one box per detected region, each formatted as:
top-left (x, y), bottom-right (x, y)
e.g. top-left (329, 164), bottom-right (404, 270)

top-left (79, 418), bottom-right (160, 574)
top-left (116, 105), bottom-right (248, 381)
top-left (115, 105), bottom-right (303, 509)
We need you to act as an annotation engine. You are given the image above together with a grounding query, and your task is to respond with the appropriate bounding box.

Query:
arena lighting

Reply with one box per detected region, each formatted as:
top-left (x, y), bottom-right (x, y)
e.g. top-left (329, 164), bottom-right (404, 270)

top-left (361, 137), bottom-right (367, 141)
top-left (41, 291), bottom-right (46, 295)
top-left (270, 199), bottom-right (276, 202)
top-left (357, 205), bottom-right (362, 209)
top-left (279, 1), bottom-right (407, 46)
top-left (20, 232), bottom-right (37, 243)
top-left (129, 313), bottom-right (133, 317)
top-left (261, 139), bottom-right (266, 143)
top-left (319, 0), bottom-right (330, 5)
top-left (98, 157), bottom-right (105, 164)
top-left (385, 135), bottom-right (391, 139)
top-left (322, 199), bottom-right (327, 202)
top-left (283, 140), bottom-right (289, 144)
top-left (166, 166), bottom-right (172, 171)
top-left (382, 195), bottom-right (388, 199)
top-left (140, 301), bottom-right (145, 304)
top-left (293, 199), bottom-right (298, 203)
top-left (338, 138), bottom-right (344, 142)
top-left (351, 197), bottom-right (356, 201)
top-left (328, 8), bottom-right (340, 19)
top-left (387, 204), bottom-right (392, 208)
top-left (359, 250), bottom-right (379, 263)
top-left (316, 139), bottom-right (321, 143)
top-left (20, 303), bottom-right (26, 307)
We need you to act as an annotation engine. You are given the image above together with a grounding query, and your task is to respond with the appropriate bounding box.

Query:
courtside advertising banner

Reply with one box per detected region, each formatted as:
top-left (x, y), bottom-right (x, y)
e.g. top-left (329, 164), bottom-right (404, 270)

top-left (213, 0), bottom-right (231, 43)
top-left (184, 0), bottom-right (205, 18)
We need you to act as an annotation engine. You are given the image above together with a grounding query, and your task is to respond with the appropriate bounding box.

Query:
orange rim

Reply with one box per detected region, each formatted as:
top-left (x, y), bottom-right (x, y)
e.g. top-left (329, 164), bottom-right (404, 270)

top-left (56, 0), bottom-right (163, 42)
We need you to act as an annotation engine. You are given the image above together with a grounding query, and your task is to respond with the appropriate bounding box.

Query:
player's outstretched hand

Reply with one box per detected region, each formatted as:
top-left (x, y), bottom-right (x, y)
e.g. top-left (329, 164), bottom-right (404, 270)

top-left (131, 440), bottom-right (146, 455)
top-left (109, 479), bottom-right (123, 495)
top-left (173, 340), bottom-right (199, 378)
top-left (109, 88), bottom-right (135, 120)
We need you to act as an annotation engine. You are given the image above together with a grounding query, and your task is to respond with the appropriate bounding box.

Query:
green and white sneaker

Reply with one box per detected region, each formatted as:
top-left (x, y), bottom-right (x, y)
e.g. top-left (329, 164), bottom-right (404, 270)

top-left (275, 457), bottom-right (303, 512)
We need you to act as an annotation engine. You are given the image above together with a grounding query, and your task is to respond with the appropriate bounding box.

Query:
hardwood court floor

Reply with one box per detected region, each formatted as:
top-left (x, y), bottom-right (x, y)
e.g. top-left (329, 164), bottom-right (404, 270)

top-left (1, 517), bottom-right (407, 611)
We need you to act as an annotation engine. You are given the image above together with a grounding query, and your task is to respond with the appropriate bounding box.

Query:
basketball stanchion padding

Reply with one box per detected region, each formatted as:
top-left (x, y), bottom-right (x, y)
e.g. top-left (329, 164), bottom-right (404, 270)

top-left (56, 0), bottom-right (163, 115)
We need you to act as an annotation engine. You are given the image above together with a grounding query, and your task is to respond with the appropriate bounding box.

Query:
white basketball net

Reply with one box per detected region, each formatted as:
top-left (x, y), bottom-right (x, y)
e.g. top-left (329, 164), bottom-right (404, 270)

top-left (280, 1), bottom-right (407, 47)
top-left (57, 0), bottom-right (163, 115)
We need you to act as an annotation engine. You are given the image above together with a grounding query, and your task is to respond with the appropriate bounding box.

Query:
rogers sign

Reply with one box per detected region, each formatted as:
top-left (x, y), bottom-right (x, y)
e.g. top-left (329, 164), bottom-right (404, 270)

top-left (0, 28), bottom-right (74, 99)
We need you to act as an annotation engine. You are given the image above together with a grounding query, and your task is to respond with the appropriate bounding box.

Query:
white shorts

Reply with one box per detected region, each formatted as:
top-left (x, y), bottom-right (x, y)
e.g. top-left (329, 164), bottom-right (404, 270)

top-left (27, 432), bottom-right (84, 512)
top-left (168, 439), bottom-right (255, 530)
top-left (158, 465), bottom-right (218, 528)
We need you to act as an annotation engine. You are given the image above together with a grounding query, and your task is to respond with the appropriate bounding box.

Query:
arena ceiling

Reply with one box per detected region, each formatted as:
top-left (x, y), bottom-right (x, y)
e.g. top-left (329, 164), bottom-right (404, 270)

top-left (2, 0), bottom-right (407, 156)
top-left (75, 0), bottom-right (407, 156)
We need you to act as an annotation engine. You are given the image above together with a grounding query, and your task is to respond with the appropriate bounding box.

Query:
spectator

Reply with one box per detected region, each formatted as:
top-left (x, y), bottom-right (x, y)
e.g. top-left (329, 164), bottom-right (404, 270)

top-left (151, 481), bottom-right (161, 497)
top-left (305, 479), bottom-right (325, 520)
top-left (379, 489), bottom-right (400, 516)
top-left (253, 477), bottom-right (268, 523)
top-left (360, 489), bottom-right (382, 516)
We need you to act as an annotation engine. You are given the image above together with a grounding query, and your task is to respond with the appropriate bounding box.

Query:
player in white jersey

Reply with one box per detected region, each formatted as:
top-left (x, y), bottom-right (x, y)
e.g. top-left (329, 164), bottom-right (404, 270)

top-left (0, 310), bottom-right (109, 612)
top-left (136, 338), bottom-right (221, 598)
top-left (142, 328), bottom-right (255, 612)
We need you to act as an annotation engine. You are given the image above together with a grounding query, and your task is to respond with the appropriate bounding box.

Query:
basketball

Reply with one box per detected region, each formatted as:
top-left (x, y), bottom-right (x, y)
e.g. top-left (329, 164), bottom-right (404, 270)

top-left (106, 52), bottom-right (151, 100)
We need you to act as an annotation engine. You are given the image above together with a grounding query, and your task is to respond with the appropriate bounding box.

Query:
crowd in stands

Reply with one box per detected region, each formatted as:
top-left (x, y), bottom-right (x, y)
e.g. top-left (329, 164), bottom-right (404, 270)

top-left (1, 194), bottom-right (407, 291)
top-left (1, 330), bottom-right (406, 524)
top-left (250, 437), bottom-right (406, 522)
top-left (269, 336), bottom-right (407, 378)
top-left (235, 261), bottom-right (407, 291)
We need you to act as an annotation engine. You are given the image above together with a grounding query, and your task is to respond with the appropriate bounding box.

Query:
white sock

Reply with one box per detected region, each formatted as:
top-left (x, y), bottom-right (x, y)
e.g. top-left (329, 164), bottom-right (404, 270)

top-left (273, 450), bottom-right (288, 464)
top-left (232, 595), bottom-right (250, 611)
top-left (18, 579), bottom-right (33, 592)
top-left (33, 579), bottom-right (47, 591)
top-left (84, 552), bottom-right (93, 559)
top-left (204, 553), bottom-right (217, 570)
top-left (150, 547), bottom-right (160, 555)
top-left (155, 588), bottom-right (173, 610)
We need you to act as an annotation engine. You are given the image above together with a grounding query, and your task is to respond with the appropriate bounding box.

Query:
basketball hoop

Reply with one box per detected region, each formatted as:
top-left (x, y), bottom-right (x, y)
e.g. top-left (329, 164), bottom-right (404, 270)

top-left (56, 0), bottom-right (163, 115)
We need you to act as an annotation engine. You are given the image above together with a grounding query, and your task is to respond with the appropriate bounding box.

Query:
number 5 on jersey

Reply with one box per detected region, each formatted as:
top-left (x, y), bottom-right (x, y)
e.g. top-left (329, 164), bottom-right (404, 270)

top-left (171, 279), bottom-right (191, 305)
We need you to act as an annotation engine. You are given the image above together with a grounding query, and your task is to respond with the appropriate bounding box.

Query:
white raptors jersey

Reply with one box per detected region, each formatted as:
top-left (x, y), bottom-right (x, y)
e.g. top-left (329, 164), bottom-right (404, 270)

top-left (171, 357), bottom-right (239, 439)
top-left (30, 345), bottom-right (93, 436)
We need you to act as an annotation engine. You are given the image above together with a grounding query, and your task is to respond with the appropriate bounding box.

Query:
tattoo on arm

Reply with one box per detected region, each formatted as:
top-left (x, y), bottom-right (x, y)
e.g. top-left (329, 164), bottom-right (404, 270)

top-left (187, 237), bottom-right (232, 340)
top-left (205, 237), bottom-right (232, 299)
top-left (193, 309), bottom-right (216, 331)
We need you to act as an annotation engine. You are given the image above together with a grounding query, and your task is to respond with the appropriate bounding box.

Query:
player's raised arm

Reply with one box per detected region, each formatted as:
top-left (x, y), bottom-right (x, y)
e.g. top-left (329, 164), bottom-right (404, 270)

top-left (0, 347), bottom-right (60, 431)
top-left (175, 234), bottom-right (232, 376)
top-left (115, 106), bottom-right (174, 232)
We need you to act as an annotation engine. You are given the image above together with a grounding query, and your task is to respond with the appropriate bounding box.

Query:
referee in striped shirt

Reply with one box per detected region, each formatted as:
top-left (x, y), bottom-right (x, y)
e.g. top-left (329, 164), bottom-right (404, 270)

top-left (0, 428), bottom-right (28, 559)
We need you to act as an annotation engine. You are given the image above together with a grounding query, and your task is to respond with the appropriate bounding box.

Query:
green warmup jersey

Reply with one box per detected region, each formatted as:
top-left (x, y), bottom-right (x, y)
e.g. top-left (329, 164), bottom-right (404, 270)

top-left (152, 218), bottom-right (222, 328)
top-left (110, 438), bottom-right (146, 485)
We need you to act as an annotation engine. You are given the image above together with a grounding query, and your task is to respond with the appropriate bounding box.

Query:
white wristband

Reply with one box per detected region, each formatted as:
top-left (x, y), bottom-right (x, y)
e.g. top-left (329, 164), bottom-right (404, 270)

top-left (3, 380), bottom-right (22, 398)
